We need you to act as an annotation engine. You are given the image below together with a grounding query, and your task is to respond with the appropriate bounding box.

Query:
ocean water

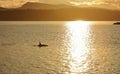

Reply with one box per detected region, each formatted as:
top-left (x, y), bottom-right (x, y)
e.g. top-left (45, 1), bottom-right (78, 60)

top-left (0, 21), bottom-right (120, 74)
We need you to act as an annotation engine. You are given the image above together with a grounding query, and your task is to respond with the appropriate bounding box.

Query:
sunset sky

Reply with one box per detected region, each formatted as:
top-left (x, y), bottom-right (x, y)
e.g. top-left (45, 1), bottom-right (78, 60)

top-left (0, 0), bottom-right (120, 10)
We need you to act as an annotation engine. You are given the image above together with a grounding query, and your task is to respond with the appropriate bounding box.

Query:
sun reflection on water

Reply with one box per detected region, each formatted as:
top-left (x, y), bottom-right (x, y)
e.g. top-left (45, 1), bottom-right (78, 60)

top-left (65, 21), bottom-right (92, 73)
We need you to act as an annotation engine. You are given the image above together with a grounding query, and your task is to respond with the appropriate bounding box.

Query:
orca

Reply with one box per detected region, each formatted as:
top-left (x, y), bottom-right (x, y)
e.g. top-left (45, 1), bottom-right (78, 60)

top-left (34, 42), bottom-right (48, 47)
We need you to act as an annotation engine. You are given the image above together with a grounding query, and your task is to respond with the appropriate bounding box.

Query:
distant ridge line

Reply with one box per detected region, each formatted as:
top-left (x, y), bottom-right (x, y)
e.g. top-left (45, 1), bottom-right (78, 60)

top-left (0, 3), bottom-right (120, 21)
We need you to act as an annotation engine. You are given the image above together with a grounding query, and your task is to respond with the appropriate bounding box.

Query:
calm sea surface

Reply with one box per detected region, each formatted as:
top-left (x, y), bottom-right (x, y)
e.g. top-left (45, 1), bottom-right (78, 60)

top-left (0, 21), bottom-right (120, 74)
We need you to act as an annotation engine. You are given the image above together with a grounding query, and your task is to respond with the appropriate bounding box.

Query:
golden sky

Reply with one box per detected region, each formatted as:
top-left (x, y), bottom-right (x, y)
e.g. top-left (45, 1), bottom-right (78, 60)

top-left (0, 0), bottom-right (120, 10)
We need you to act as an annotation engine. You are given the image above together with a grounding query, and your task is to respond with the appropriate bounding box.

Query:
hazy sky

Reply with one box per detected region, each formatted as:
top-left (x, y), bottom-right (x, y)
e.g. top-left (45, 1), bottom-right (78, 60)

top-left (0, 0), bottom-right (120, 10)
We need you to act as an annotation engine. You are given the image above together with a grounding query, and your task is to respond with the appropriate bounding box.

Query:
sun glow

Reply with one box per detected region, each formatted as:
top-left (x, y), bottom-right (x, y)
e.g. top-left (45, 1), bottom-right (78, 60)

top-left (65, 21), bottom-right (92, 73)
top-left (66, 21), bottom-right (92, 26)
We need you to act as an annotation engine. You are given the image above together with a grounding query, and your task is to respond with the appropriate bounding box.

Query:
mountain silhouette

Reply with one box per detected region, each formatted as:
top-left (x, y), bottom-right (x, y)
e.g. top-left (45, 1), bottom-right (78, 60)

top-left (19, 2), bottom-right (73, 9)
top-left (0, 7), bottom-right (7, 10)
top-left (0, 3), bottom-right (120, 21)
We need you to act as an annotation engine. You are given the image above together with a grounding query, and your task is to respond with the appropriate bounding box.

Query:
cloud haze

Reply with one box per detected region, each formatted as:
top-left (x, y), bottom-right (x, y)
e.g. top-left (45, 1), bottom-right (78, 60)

top-left (0, 0), bottom-right (120, 10)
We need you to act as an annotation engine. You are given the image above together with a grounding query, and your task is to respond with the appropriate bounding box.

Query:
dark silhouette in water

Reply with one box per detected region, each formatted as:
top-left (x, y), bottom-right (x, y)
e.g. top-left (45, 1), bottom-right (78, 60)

top-left (113, 22), bottom-right (120, 25)
top-left (34, 42), bottom-right (48, 47)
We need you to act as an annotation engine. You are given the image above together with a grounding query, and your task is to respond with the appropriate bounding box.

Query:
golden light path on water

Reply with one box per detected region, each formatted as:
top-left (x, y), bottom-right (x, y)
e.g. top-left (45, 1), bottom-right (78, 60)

top-left (65, 21), bottom-right (93, 73)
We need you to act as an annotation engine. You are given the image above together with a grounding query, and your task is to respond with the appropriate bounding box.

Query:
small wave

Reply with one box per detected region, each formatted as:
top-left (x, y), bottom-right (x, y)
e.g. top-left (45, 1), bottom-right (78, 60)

top-left (0, 43), bottom-right (16, 46)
